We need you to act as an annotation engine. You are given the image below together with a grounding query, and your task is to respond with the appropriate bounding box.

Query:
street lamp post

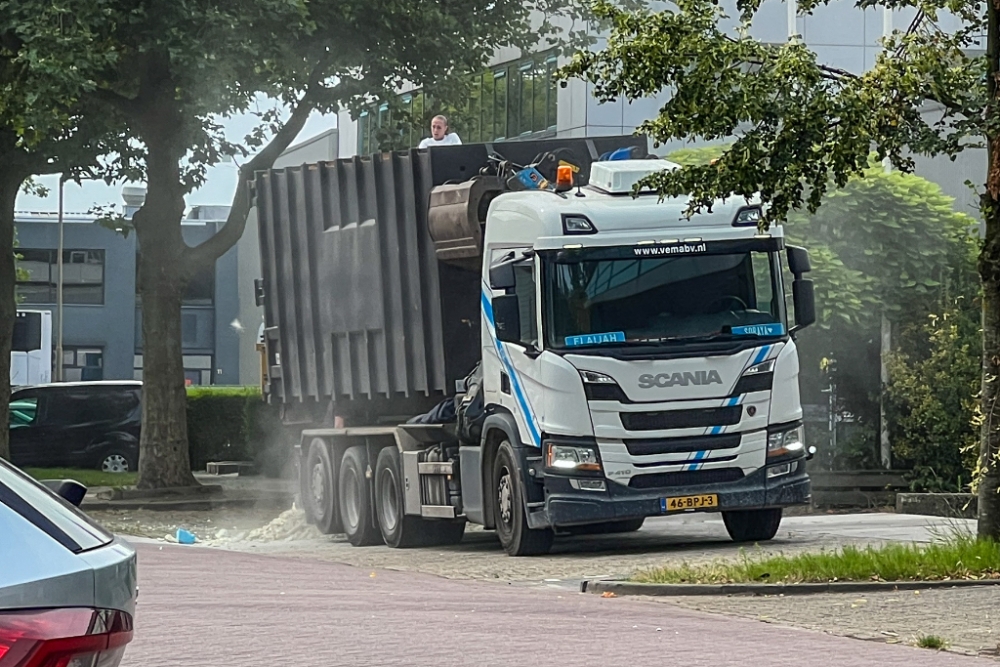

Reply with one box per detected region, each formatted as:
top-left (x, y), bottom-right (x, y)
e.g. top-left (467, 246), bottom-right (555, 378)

top-left (55, 175), bottom-right (65, 382)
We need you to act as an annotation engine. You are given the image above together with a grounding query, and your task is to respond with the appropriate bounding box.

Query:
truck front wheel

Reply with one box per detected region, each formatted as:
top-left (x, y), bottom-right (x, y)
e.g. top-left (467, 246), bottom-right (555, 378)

top-left (492, 441), bottom-right (553, 556)
top-left (722, 508), bottom-right (782, 543)
top-left (339, 446), bottom-right (383, 547)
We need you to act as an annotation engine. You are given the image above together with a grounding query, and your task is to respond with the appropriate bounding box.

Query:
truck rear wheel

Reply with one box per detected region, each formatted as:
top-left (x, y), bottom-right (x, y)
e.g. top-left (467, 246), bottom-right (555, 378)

top-left (722, 508), bottom-right (782, 543)
top-left (339, 446), bottom-right (383, 547)
top-left (374, 447), bottom-right (424, 548)
top-left (493, 441), bottom-right (553, 556)
top-left (304, 438), bottom-right (340, 534)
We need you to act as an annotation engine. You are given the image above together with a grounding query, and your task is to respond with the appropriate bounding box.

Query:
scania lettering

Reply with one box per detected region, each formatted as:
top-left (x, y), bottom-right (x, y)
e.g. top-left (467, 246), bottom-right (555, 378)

top-left (255, 137), bottom-right (817, 556)
top-left (638, 370), bottom-right (724, 389)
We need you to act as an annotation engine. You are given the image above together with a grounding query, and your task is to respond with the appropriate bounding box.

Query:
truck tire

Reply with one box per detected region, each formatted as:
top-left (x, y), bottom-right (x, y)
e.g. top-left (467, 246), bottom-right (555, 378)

top-left (304, 438), bottom-right (340, 534)
top-left (374, 447), bottom-right (425, 548)
top-left (339, 446), bottom-right (383, 547)
top-left (492, 440), bottom-right (553, 556)
top-left (722, 508), bottom-right (782, 543)
top-left (567, 518), bottom-right (645, 535)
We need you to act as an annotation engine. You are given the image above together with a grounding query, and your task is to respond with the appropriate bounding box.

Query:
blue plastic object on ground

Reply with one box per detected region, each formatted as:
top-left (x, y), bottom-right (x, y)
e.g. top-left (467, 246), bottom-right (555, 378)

top-left (176, 528), bottom-right (197, 544)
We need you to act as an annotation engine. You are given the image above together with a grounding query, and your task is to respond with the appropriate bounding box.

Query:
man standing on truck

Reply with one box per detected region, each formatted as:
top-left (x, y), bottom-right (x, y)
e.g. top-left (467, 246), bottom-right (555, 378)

top-left (418, 115), bottom-right (462, 148)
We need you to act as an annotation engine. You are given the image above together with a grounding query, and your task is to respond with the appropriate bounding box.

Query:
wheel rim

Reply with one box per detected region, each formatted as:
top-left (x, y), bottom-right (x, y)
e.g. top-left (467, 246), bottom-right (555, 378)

top-left (343, 467), bottom-right (362, 529)
top-left (102, 455), bottom-right (129, 473)
top-left (378, 467), bottom-right (399, 533)
top-left (310, 461), bottom-right (327, 518)
top-left (497, 466), bottom-right (514, 529)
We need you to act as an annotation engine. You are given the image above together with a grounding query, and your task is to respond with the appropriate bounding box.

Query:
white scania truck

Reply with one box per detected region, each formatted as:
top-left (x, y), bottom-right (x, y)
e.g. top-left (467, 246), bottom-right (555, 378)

top-left (255, 136), bottom-right (815, 556)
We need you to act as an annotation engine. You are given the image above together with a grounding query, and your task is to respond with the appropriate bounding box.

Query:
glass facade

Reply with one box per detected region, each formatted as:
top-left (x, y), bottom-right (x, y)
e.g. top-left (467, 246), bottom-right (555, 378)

top-left (358, 50), bottom-right (559, 154)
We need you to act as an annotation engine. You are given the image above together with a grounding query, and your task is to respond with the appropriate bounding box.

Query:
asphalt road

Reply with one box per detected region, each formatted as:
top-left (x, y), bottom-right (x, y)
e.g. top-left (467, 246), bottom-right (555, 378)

top-left (121, 542), bottom-right (985, 667)
top-left (180, 510), bottom-right (977, 583)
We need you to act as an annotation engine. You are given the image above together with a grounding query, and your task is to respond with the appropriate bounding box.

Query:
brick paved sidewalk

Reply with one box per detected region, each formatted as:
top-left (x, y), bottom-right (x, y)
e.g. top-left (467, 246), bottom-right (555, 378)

top-left (664, 586), bottom-right (1000, 659)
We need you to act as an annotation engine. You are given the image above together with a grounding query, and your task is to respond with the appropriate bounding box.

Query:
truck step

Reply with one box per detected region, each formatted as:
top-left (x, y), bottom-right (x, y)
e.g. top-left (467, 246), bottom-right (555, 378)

top-left (421, 505), bottom-right (458, 519)
top-left (418, 461), bottom-right (455, 475)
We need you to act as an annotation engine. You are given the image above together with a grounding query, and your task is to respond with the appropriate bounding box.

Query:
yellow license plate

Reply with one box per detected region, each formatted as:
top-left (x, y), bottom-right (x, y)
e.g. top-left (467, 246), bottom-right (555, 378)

top-left (662, 494), bottom-right (718, 512)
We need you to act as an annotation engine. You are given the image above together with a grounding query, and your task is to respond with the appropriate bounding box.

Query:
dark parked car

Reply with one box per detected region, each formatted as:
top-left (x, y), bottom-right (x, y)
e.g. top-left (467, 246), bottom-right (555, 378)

top-left (8, 381), bottom-right (142, 473)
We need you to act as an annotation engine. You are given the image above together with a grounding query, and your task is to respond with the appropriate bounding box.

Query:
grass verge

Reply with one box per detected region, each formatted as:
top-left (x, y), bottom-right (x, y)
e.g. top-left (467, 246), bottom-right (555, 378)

top-left (24, 468), bottom-right (137, 490)
top-left (632, 537), bottom-right (1000, 584)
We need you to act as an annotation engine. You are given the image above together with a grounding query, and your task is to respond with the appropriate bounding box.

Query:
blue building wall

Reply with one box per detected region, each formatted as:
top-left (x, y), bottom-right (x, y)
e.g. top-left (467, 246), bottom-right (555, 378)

top-left (15, 216), bottom-right (138, 380)
top-left (14, 213), bottom-right (242, 385)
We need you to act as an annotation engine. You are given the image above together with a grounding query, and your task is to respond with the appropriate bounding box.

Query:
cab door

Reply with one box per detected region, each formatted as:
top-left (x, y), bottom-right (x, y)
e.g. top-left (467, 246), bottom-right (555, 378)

top-left (484, 249), bottom-right (545, 448)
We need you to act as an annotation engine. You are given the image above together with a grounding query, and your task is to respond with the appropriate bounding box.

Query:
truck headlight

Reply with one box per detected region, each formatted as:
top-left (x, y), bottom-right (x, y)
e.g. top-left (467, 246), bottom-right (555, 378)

top-left (545, 441), bottom-right (602, 472)
top-left (579, 370), bottom-right (627, 402)
top-left (767, 425), bottom-right (805, 459)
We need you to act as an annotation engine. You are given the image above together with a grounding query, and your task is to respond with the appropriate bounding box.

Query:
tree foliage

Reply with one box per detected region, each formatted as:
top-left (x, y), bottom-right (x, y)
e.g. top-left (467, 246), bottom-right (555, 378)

top-left (560, 0), bottom-right (985, 224)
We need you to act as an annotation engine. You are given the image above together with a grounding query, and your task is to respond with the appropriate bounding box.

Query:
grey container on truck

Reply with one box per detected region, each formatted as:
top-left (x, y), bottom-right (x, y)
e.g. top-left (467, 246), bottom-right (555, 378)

top-left (253, 136), bottom-right (647, 425)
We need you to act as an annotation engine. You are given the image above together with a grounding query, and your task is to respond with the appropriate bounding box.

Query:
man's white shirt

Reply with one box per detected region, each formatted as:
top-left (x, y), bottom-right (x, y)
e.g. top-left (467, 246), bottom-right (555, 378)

top-left (418, 133), bottom-right (462, 148)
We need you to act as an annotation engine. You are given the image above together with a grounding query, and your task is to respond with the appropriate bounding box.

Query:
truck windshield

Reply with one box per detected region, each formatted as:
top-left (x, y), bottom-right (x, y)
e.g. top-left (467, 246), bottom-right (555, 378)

top-left (542, 248), bottom-right (785, 349)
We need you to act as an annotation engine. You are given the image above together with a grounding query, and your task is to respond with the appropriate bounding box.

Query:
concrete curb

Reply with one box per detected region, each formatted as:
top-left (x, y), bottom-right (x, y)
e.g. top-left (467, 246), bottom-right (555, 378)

top-left (582, 577), bottom-right (1000, 597)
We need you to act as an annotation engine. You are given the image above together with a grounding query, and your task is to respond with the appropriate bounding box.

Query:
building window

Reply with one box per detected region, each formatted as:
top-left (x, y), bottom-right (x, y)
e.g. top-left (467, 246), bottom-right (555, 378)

top-left (183, 263), bottom-right (215, 306)
top-left (134, 353), bottom-right (213, 386)
top-left (62, 347), bottom-right (103, 382)
top-left (356, 49), bottom-right (558, 154)
top-left (16, 249), bottom-right (105, 305)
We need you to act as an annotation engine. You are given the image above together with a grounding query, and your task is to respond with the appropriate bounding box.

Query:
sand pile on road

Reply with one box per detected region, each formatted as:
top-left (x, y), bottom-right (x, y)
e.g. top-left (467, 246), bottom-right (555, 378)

top-left (207, 507), bottom-right (323, 544)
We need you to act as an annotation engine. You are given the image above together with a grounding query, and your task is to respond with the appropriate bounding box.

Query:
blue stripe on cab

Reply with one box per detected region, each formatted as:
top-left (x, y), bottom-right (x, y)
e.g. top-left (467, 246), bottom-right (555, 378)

top-left (481, 290), bottom-right (541, 447)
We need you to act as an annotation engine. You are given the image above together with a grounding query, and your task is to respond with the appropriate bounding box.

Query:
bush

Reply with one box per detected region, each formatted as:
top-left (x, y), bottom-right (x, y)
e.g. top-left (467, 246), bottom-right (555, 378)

top-left (185, 386), bottom-right (291, 477)
top-left (887, 305), bottom-right (980, 492)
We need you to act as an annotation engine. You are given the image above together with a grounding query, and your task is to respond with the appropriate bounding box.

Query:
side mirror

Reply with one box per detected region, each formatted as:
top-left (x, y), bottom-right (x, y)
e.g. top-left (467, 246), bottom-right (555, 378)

top-left (492, 294), bottom-right (521, 344)
top-left (40, 479), bottom-right (88, 507)
top-left (787, 246), bottom-right (812, 276)
top-left (489, 262), bottom-right (516, 290)
top-left (791, 279), bottom-right (816, 331)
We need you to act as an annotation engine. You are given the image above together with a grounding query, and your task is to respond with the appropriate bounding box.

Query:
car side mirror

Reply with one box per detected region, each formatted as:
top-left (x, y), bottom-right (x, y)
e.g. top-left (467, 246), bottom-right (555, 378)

top-left (40, 479), bottom-right (88, 507)
top-left (791, 279), bottom-right (816, 331)
top-left (787, 245), bottom-right (812, 276)
top-left (492, 294), bottom-right (521, 344)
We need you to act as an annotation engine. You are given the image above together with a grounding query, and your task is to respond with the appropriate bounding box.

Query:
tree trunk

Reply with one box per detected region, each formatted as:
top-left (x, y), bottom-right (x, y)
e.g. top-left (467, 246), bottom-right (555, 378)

top-left (133, 140), bottom-right (197, 489)
top-left (978, 213), bottom-right (1000, 539)
top-left (0, 172), bottom-right (19, 462)
top-left (980, 0), bottom-right (1000, 539)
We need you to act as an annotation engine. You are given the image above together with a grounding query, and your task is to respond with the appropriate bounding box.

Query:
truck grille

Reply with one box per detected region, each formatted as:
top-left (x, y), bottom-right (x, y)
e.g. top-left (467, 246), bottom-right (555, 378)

top-left (628, 468), bottom-right (745, 489)
top-left (620, 405), bottom-right (742, 431)
top-left (624, 433), bottom-right (741, 456)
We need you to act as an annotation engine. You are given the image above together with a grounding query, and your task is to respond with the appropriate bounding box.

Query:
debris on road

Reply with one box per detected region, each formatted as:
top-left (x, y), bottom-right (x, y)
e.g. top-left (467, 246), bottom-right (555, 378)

top-left (203, 507), bottom-right (322, 545)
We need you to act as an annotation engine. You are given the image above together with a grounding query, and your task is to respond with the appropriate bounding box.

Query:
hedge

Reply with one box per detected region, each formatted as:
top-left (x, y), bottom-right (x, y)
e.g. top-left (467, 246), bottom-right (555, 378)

top-left (185, 386), bottom-right (291, 477)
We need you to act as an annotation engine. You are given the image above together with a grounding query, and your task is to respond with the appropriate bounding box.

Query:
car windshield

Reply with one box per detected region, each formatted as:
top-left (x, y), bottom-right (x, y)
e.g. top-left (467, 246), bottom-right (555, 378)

top-left (543, 246), bottom-right (785, 349)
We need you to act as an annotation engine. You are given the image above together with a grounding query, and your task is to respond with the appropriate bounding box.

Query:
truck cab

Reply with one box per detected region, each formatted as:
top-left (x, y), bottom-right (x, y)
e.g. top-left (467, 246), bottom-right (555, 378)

top-left (475, 159), bottom-right (815, 554)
